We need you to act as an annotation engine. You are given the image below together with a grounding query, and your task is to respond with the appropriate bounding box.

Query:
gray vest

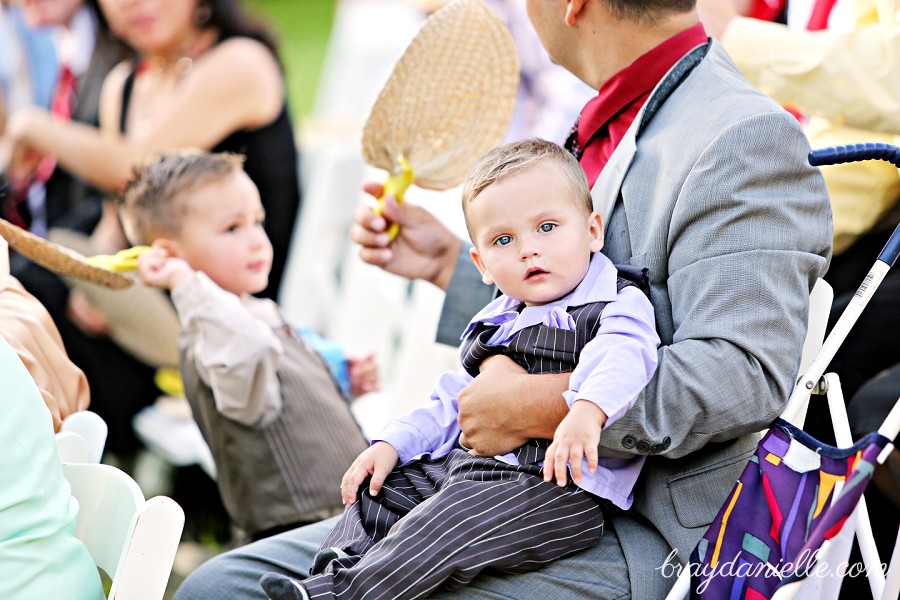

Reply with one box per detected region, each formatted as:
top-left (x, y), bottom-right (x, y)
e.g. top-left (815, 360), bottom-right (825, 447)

top-left (181, 325), bottom-right (368, 536)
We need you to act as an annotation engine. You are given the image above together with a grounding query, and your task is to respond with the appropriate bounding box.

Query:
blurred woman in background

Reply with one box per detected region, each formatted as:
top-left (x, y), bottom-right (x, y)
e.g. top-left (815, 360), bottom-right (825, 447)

top-left (3, 0), bottom-right (302, 458)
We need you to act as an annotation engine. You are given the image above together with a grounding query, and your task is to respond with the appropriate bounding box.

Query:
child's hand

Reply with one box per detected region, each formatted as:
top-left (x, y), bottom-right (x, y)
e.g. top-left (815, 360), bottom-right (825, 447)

top-left (66, 289), bottom-right (110, 337)
top-left (340, 441), bottom-right (399, 506)
top-left (543, 400), bottom-right (608, 488)
top-left (137, 246), bottom-right (193, 291)
top-left (348, 352), bottom-right (379, 396)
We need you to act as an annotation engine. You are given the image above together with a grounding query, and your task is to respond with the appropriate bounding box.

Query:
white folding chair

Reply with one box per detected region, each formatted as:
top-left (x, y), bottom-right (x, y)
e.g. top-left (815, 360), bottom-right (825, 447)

top-left (62, 462), bottom-right (184, 600)
top-left (60, 410), bottom-right (108, 464)
top-left (796, 278), bottom-right (834, 379)
top-left (56, 430), bottom-right (91, 463)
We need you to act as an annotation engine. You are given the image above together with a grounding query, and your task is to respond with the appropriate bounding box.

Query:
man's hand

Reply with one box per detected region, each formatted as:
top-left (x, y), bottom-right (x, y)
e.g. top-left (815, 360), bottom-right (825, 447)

top-left (340, 441), bottom-right (399, 506)
top-left (349, 183), bottom-right (462, 291)
top-left (4, 144), bottom-right (44, 184)
top-left (457, 355), bottom-right (569, 456)
top-left (544, 400), bottom-right (608, 487)
top-left (39, 389), bottom-right (65, 432)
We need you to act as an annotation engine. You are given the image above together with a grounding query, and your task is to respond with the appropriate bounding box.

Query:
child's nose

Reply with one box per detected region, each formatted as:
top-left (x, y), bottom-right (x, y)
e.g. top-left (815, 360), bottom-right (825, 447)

top-left (519, 238), bottom-right (540, 259)
top-left (250, 228), bottom-right (268, 249)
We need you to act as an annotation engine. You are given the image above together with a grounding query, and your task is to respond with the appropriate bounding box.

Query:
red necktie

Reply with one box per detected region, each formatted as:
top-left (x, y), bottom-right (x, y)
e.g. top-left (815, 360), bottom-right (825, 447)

top-left (807, 0), bottom-right (839, 30)
top-left (564, 116), bottom-right (583, 160)
top-left (36, 63), bottom-right (77, 183)
top-left (50, 63), bottom-right (77, 120)
top-left (3, 64), bottom-right (77, 229)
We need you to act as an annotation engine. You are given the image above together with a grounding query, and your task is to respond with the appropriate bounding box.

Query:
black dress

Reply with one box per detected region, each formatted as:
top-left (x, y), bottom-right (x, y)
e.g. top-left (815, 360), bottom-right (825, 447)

top-left (119, 60), bottom-right (302, 300)
top-left (13, 46), bottom-right (302, 457)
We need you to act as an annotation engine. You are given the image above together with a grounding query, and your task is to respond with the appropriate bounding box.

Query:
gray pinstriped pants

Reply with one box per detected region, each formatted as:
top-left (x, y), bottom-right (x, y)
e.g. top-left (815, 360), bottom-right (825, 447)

top-left (303, 447), bottom-right (605, 600)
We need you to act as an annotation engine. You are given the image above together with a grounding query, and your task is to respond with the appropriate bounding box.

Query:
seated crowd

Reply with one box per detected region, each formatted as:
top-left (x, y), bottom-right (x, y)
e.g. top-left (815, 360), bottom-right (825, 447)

top-left (0, 0), bottom-right (897, 599)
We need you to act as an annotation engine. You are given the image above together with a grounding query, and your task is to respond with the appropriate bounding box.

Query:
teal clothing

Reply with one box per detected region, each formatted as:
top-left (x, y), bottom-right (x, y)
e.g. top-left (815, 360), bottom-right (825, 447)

top-left (0, 336), bottom-right (104, 600)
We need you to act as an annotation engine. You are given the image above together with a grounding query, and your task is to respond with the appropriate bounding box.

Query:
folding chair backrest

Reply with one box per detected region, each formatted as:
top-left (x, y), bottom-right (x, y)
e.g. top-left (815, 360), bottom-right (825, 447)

top-left (56, 430), bottom-right (92, 463)
top-left (63, 463), bottom-right (143, 582)
top-left (62, 462), bottom-right (184, 600)
top-left (781, 278), bottom-right (835, 426)
top-left (60, 410), bottom-right (108, 464)
top-left (113, 496), bottom-right (185, 600)
top-left (797, 278), bottom-right (833, 378)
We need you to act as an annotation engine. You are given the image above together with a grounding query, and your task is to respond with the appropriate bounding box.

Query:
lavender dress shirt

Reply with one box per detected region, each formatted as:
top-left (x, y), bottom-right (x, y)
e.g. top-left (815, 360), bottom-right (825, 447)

top-left (376, 252), bottom-right (659, 509)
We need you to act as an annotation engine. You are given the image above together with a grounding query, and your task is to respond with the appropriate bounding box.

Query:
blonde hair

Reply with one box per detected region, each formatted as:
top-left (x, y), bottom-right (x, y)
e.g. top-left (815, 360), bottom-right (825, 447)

top-left (461, 138), bottom-right (592, 242)
top-left (118, 150), bottom-right (245, 245)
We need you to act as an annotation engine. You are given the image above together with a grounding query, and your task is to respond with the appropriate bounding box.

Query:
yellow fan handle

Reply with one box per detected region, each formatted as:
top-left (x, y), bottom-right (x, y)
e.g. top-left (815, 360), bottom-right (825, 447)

top-left (154, 367), bottom-right (185, 398)
top-left (85, 245), bottom-right (151, 272)
top-left (375, 157), bottom-right (414, 240)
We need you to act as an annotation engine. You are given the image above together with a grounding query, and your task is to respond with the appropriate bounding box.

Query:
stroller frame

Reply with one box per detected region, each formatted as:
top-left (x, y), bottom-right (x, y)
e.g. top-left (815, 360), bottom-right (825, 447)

top-left (666, 143), bottom-right (900, 599)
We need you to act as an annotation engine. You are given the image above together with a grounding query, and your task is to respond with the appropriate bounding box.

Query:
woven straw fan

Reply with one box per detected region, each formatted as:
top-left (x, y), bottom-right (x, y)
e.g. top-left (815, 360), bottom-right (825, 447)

top-left (0, 217), bottom-right (134, 289)
top-left (362, 0), bottom-right (519, 238)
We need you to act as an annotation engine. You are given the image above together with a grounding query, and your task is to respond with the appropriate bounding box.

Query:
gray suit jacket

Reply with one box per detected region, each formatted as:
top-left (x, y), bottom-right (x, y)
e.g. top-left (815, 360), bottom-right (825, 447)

top-left (438, 40), bottom-right (832, 598)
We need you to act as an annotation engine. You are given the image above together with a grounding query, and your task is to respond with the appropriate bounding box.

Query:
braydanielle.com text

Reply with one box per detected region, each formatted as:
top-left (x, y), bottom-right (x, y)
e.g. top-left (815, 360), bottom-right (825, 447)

top-left (656, 549), bottom-right (888, 594)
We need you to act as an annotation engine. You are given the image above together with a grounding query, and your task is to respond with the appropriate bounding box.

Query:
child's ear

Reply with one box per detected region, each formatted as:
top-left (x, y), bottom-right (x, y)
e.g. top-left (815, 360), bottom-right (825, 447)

top-left (152, 237), bottom-right (181, 258)
top-left (588, 212), bottom-right (604, 252)
top-left (469, 247), bottom-right (494, 286)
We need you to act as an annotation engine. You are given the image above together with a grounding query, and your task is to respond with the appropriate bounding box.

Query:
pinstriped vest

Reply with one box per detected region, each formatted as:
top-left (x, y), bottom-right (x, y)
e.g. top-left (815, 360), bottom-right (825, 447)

top-left (460, 277), bottom-right (638, 378)
top-left (181, 325), bottom-right (368, 537)
top-left (459, 277), bottom-right (639, 465)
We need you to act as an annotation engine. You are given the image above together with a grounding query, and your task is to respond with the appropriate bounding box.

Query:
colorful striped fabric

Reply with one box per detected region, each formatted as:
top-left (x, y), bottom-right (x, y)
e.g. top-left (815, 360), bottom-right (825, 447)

top-left (689, 419), bottom-right (891, 598)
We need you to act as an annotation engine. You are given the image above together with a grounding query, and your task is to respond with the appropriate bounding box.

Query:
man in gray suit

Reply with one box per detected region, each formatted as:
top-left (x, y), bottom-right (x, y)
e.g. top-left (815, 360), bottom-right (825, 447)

top-left (174, 1), bottom-right (832, 598)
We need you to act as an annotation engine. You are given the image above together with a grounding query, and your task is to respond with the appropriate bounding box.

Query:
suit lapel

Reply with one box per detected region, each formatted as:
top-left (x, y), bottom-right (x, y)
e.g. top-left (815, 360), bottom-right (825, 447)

top-left (589, 124), bottom-right (636, 228)
top-left (589, 42), bottom-right (711, 241)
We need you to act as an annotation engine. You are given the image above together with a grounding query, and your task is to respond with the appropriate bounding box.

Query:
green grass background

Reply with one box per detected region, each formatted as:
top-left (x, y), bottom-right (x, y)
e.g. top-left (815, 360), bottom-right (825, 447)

top-left (245, 0), bottom-right (338, 121)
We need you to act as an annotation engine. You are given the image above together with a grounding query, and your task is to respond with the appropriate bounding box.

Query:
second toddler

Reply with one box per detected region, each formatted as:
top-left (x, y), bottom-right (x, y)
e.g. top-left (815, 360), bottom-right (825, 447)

top-left (122, 151), bottom-right (372, 542)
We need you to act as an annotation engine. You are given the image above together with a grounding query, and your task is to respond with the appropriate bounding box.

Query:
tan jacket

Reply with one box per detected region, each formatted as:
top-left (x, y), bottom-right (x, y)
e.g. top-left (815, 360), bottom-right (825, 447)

top-left (723, 0), bottom-right (900, 253)
top-left (0, 237), bottom-right (90, 431)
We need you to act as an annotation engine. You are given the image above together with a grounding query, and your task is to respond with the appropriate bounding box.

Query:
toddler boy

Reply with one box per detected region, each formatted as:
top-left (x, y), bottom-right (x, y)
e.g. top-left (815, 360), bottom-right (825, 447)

top-left (122, 151), bottom-right (372, 542)
top-left (261, 139), bottom-right (660, 600)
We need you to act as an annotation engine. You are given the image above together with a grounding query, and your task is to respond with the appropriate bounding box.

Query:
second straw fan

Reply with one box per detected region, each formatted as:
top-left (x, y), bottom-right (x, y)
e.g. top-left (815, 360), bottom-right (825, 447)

top-left (362, 0), bottom-right (520, 238)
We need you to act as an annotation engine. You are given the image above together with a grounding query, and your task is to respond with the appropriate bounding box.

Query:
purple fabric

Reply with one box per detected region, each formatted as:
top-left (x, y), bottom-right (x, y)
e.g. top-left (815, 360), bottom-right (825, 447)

top-left (688, 418), bottom-right (890, 598)
top-left (375, 252), bottom-right (659, 509)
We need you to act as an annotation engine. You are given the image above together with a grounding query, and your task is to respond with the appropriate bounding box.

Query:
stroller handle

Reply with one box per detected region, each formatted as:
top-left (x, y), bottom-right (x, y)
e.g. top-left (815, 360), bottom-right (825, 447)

top-left (808, 143), bottom-right (900, 266)
top-left (809, 142), bottom-right (900, 169)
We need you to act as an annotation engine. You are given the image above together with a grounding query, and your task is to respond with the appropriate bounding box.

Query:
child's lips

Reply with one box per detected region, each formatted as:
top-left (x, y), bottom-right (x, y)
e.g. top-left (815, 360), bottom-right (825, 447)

top-left (525, 267), bottom-right (549, 281)
top-left (248, 261), bottom-right (267, 272)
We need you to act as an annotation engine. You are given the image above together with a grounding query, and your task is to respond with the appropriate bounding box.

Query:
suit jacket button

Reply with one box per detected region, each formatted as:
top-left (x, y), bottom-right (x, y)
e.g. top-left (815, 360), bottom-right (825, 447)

top-left (622, 435), bottom-right (636, 449)
top-left (663, 436), bottom-right (671, 449)
top-left (650, 443), bottom-right (665, 455)
top-left (636, 440), bottom-right (651, 454)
